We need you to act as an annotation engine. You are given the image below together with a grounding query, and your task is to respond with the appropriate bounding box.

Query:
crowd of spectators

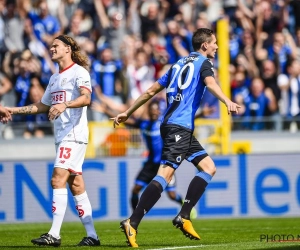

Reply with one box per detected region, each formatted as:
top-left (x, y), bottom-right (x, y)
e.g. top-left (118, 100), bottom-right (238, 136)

top-left (0, 0), bottom-right (300, 139)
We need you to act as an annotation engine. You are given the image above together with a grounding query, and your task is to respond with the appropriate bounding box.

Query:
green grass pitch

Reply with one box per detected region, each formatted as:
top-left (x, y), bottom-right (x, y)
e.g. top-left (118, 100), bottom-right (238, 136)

top-left (1, 217), bottom-right (300, 249)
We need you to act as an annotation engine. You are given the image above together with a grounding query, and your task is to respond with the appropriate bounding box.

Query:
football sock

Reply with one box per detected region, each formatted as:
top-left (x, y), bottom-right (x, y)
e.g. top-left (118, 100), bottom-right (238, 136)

top-left (73, 191), bottom-right (98, 240)
top-left (180, 172), bottom-right (212, 220)
top-left (131, 193), bottom-right (139, 210)
top-left (48, 188), bottom-right (68, 239)
top-left (130, 180), bottom-right (163, 229)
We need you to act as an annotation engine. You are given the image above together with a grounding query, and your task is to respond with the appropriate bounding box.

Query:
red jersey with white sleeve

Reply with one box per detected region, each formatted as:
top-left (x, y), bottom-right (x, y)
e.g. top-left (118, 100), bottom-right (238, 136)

top-left (41, 63), bottom-right (92, 144)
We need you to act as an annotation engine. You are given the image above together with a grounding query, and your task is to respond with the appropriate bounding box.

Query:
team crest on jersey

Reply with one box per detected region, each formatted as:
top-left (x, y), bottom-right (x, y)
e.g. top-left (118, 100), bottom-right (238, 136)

top-left (61, 78), bottom-right (67, 87)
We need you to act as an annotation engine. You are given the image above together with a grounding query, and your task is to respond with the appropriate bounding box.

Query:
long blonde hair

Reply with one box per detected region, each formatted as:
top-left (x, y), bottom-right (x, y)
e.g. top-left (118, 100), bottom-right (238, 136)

top-left (56, 34), bottom-right (90, 71)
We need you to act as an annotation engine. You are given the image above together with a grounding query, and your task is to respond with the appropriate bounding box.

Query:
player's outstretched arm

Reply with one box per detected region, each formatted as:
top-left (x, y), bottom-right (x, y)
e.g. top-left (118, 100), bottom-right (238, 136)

top-left (7, 102), bottom-right (50, 116)
top-left (204, 76), bottom-right (241, 115)
top-left (0, 105), bottom-right (12, 123)
top-left (112, 81), bottom-right (164, 127)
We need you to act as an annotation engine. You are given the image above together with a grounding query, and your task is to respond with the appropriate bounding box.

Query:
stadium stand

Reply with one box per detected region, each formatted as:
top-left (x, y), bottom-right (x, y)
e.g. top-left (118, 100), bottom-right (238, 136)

top-left (0, 0), bottom-right (299, 157)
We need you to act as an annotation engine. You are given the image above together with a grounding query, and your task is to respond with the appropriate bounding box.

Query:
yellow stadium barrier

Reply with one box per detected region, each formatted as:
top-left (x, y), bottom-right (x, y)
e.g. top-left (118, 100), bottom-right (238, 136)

top-left (231, 140), bottom-right (252, 154)
top-left (194, 118), bottom-right (229, 155)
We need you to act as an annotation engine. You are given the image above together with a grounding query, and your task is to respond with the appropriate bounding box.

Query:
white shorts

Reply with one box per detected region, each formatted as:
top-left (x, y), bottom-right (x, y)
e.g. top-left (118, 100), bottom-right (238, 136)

top-left (54, 141), bottom-right (87, 175)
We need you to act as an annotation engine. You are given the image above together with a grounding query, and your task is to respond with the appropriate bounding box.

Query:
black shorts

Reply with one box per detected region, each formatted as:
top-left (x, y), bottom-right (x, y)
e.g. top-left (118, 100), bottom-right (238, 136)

top-left (160, 124), bottom-right (208, 169)
top-left (135, 161), bottom-right (177, 190)
top-left (135, 161), bottom-right (159, 185)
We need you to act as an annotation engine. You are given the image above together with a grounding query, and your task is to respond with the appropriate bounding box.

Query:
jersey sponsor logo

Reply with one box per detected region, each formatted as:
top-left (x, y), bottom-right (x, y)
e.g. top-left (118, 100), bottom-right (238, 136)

top-left (51, 91), bottom-right (66, 104)
top-left (175, 135), bottom-right (181, 142)
top-left (168, 93), bottom-right (184, 104)
top-left (94, 64), bottom-right (117, 73)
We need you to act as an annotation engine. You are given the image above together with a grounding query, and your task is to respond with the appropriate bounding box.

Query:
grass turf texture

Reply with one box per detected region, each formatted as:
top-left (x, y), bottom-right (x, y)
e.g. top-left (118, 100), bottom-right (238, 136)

top-left (1, 217), bottom-right (300, 249)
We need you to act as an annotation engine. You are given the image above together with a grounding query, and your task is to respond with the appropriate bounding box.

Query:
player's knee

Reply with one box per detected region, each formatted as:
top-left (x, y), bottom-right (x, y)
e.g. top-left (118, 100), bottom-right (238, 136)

top-left (51, 176), bottom-right (65, 189)
top-left (198, 156), bottom-right (216, 176)
top-left (210, 164), bottom-right (217, 176)
top-left (204, 162), bottom-right (216, 176)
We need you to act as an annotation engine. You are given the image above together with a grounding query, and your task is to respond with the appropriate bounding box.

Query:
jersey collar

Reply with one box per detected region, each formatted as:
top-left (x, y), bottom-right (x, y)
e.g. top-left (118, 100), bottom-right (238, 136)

top-left (190, 52), bottom-right (202, 56)
top-left (59, 62), bottom-right (76, 74)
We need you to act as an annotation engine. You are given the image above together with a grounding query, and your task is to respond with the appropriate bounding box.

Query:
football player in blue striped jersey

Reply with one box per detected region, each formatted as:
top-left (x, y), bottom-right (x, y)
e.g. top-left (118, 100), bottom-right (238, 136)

top-left (113, 28), bottom-right (240, 248)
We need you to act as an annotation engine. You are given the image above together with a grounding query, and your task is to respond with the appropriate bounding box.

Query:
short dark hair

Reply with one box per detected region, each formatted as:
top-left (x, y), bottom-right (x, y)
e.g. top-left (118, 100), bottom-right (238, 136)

top-left (192, 28), bottom-right (214, 51)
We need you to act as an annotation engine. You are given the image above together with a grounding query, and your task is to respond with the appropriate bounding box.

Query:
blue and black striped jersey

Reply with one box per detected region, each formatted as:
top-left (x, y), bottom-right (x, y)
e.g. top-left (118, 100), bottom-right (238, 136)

top-left (158, 52), bottom-right (215, 130)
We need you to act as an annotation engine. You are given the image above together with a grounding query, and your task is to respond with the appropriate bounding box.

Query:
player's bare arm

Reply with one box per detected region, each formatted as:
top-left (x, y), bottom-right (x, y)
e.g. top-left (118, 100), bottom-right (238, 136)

top-left (112, 81), bottom-right (164, 127)
top-left (7, 102), bottom-right (50, 115)
top-left (204, 76), bottom-right (241, 114)
top-left (65, 87), bottom-right (91, 108)
top-left (48, 87), bottom-right (91, 121)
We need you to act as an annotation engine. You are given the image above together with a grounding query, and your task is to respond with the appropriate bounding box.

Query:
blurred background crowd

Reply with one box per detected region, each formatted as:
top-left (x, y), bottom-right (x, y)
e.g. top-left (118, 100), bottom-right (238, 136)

top-left (0, 0), bottom-right (300, 139)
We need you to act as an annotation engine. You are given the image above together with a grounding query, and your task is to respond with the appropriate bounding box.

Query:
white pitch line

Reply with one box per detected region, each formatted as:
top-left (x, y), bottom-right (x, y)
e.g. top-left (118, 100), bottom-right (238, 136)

top-left (148, 246), bottom-right (203, 250)
top-left (148, 242), bottom-right (267, 250)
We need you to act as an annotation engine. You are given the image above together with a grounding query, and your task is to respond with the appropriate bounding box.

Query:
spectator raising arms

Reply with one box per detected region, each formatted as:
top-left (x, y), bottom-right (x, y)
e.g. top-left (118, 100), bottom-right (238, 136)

top-left (0, 0), bottom-right (299, 137)
top-left (20, 0), bottom-right (61, 48)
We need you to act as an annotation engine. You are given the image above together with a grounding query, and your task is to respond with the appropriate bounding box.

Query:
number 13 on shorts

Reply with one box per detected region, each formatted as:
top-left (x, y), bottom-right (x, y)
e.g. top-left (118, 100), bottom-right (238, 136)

top-left (59, 147), bottom-right (72, 159)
